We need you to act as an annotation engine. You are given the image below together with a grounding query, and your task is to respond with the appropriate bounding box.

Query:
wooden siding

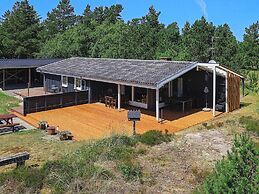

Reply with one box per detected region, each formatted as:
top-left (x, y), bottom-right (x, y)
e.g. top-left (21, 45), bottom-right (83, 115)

top-left (45, 74), bottom-right (61, 92)
top-left (227, 72), bottom-right (240, 112)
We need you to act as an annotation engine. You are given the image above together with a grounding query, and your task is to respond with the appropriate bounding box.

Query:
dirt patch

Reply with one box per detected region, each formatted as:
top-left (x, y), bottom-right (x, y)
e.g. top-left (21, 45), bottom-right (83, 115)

top-left (135, 130), bottom-right (232, 194)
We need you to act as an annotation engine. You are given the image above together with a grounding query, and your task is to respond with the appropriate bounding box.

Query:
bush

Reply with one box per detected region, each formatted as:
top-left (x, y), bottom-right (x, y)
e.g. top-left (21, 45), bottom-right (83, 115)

top-left (136, 130), bottom-right (172, 146)
top-left (239, 116), bottom-right (259, 135)
top-left (197, 134), bottom-right (258, 194)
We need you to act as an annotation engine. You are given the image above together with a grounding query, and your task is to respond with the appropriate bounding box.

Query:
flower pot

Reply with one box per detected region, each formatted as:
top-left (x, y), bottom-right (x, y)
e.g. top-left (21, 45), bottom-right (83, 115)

top-left (47, 126), bottom-right (56, 135)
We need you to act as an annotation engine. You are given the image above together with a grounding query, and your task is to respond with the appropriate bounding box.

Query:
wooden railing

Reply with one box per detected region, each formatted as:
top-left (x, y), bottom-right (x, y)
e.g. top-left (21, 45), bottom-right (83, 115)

top-left (23, 90), bottom-right (88, 115)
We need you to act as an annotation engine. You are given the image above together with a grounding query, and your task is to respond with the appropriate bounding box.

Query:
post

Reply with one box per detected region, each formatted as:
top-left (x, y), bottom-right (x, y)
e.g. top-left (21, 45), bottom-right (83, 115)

top-left (88, 81), bottom-right (91, 103)
top-left (156, 88), bottom-right (159, 121)
top-left (242, 78), bottom-right (245, 97)
top-left (3, 69), bottom-right (5, 90)
top-left (28, 68), bottom-right (31, 88)
top-left (131, 86), bottom-right (134, 101)
top-left (213, 66), bottom-right (216, 117)
top-left (133, 121), bottom-right (136, 136)
top-left (118, 84), bottom-right (121, 110)
top-left (225, 74), bottom-right (228, 113)
top-left (43, 74), bottom-right (46, 93)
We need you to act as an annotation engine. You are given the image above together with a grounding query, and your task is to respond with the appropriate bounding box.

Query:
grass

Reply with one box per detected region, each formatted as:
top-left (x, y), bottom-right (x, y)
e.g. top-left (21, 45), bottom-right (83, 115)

top-left (0, 132), bottom-right (172, 193)
top-left (239, 116), bottom-right (259, 135)
top-left (0, 91), bottom-right (20, 114)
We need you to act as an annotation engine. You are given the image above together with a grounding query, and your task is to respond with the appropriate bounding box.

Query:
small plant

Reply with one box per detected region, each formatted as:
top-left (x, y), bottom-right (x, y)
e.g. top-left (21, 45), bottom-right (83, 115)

top-left (117, 162), bottom-right (142, 181)
top-left (38, 120), bottom-right (48, 130)
top-left (136, 130), bottom-right (172, 146)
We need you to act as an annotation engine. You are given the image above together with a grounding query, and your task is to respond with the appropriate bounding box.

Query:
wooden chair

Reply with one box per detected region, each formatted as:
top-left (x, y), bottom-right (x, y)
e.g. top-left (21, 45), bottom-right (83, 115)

top-left (105, 96), bottom-right (110, 107)
top-left (110, 98), bottom-right (117, 109)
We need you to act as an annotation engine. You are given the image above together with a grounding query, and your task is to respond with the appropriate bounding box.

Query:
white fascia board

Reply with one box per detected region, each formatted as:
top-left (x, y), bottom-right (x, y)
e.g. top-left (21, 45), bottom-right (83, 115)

top-left (218, 66), bottom-right (244, 79)
top-left (157, 63), bottom-right (198, 89)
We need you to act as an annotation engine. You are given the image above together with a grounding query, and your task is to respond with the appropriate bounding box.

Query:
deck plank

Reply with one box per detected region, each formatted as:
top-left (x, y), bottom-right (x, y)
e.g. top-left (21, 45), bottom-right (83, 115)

top-left (13, 103), bottom-right (221, 140)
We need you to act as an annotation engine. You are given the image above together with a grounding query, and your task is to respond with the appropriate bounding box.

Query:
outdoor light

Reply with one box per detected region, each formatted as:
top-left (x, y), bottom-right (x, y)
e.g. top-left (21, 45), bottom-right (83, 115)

top-left (203, 86), bottom-right (211, 112)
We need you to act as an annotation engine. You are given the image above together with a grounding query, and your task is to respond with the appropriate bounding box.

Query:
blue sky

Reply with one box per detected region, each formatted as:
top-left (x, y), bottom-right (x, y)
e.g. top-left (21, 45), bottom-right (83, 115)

top-left (0, 0), bottom-right (258, 41)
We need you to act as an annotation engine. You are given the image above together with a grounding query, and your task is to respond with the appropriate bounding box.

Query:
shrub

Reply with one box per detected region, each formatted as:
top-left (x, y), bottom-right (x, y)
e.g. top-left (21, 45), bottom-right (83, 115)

top-left (136, 130), bottom-right (172, 146)
top-left (197, 134), bottom-right (258, 194)
top-left (239, 116), bottom-right (259, 135)
top-left (117, 162), bottom-right (142, 181)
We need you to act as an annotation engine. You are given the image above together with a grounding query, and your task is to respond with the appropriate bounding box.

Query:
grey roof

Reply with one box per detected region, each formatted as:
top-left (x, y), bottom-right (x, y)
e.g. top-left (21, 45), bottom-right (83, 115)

top-left (37, 57), bottom-right (197, 88)
top-left (0, 59), bottom-right (62, 69)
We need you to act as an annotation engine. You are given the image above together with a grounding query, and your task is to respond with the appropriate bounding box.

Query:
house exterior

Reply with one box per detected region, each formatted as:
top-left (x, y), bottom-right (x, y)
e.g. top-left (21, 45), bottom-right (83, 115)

top-left (36, 57), bottom-right (244, 121)
top-left (0, 59), bottom-right (62, 90)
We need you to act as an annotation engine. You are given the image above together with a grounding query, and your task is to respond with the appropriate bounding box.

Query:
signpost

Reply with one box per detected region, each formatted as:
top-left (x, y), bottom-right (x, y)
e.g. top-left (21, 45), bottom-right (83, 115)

top-left (127, 110), bottom-right (141, 136)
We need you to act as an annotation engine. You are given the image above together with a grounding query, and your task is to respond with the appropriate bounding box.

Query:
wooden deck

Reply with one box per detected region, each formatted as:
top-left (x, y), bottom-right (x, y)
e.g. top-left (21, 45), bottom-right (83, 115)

top-left (13, 103), bottom-right (221, 140)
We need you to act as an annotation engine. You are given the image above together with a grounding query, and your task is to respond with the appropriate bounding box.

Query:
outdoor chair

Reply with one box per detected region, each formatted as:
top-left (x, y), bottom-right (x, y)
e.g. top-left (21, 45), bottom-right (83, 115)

top-left (110, 98), bottom-right (117, 109)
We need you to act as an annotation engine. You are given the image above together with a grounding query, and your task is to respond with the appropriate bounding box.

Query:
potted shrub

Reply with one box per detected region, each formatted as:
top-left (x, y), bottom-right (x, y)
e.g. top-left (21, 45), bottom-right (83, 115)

top-left (38, 120), bottom-right (48, 130)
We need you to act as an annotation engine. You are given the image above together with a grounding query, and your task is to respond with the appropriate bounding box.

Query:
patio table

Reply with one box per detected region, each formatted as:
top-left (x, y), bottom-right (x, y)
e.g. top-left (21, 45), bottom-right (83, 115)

top-left (0, 114), bottom-right (17, 125)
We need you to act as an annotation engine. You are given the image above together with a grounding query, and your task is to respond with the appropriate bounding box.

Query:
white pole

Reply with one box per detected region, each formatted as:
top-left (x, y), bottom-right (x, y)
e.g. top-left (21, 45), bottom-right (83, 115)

top-left (118, 84), bottom-right (121, 110)
top-left (156, 88), bottom-right (159, 121)
top-left (213, 66), bottom-right (216, 117)
top-left (225, 74), bottom-right (228, 113)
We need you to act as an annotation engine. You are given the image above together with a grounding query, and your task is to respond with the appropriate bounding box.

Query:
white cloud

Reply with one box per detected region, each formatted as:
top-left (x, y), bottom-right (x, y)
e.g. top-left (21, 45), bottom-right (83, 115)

top-left (196, 0), bottom-right (208, 18)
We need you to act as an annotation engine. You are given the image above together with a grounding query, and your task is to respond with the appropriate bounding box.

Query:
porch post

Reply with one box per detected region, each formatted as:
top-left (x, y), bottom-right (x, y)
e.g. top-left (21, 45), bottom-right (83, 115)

top-left (28, 68), bottom-right (31, 88)
top-left (156, 88), bottom-right (159, 121)
top-left (2, 69), bottom-right (5, 90)
top-left (225, 73), bottom-right (228, 113)
top-left (88, 81), bottom-right (91, 103)
top-left (118, 84), bottom-right (121, 110)
top-left (131, 86), bottom-right (134, 101)
top-left (213, 66), bottom-right (216, 117)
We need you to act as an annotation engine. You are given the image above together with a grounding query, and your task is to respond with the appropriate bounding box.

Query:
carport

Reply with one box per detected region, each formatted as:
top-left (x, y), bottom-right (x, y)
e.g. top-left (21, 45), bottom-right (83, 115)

top-left (0, 59), bottom-right (61, 90)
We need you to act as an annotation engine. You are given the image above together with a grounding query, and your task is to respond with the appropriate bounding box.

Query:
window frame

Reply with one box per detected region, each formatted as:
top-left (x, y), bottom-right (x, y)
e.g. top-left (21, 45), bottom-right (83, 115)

top-left (61, 76), bottom-right (68, 87)
top-left (74, 77), bottom-right (82, 90)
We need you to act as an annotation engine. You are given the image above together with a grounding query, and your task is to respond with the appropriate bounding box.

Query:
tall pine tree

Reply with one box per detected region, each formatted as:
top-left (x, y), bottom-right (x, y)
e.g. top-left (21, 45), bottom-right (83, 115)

top-left (238, 21), bottom-right (259, 70)
top-left (0, 0), bottom-right (41, 58)
top-left (42, 0), bottom-right (76, 40)
top-left (213, 24), bottom-right (238, 69)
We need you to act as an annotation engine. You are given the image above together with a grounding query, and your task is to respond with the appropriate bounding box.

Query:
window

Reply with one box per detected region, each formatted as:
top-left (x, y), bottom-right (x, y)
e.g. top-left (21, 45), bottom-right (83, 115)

top-left (75, 78), bottom-right (82, 90)
top-left (62, 76), bottom-right (68, 87)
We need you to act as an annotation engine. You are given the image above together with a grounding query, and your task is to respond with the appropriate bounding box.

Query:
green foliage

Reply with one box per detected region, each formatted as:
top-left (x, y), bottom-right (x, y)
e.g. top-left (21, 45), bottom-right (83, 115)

top-left (0, 91), bottom-right (20, 114)
top-left (197, 134), bottom-right (259, 194)
top-left (117, 162), bottom-right (142, 181)
top-left (245, 71), bottom-right (259, 93)
top-left (239, 116), bottom-right (259, 135)
top-left (0, 0), bottom-right (41, 58)
top-left (136, 130), bottom-right (172, 146)
top-left (42, 0), bottom-right (76, 40)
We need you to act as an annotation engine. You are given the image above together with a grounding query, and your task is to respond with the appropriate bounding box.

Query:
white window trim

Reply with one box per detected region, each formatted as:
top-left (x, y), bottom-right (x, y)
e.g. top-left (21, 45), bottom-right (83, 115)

top-left (61, 76), bottom-right (68, 87)
top-left (74, 77), bottom-right (82, 90)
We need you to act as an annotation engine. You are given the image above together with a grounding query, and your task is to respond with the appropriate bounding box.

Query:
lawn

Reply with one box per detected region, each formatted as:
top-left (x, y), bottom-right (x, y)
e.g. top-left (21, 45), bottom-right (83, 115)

top-left (0, 91), bottom-right (20, 114)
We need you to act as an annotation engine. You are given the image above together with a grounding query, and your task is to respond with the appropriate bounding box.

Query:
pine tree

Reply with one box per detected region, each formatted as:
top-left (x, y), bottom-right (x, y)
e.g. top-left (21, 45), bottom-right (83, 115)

top-left (43, 0), bottom-right (76, 40)
top-left (213, 24), bottom-right (238, 69)
top-left (156, 22), bottom-right (180, 59)
top-left (185, 17), bottom-right (215, 62)
top-left (0, 0), bottom-right (41, 58)
top-left (238, 21), bottom-right (259, 70)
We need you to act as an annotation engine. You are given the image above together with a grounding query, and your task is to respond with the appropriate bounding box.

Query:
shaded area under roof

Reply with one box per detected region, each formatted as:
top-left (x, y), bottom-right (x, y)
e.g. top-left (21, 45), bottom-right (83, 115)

top-left (0, 59), bottom-right (62, 69)
top-left (37, 57), bottom-right (197, 88)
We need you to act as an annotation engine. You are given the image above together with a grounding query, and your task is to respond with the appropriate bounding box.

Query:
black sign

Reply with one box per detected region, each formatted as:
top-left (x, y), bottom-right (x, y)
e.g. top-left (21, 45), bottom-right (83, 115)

top-left (128, 110), bottom-right (141, 121)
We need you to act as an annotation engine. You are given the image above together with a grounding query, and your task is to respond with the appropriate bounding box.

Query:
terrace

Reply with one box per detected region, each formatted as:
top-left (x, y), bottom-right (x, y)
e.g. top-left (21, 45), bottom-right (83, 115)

top-left (13, 103), bottom-right (221, 140)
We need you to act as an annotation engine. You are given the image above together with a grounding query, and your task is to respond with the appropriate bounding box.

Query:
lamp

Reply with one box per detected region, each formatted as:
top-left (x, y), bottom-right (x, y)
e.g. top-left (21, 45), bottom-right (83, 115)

top-left (202, 86), bottom-right (211, 112)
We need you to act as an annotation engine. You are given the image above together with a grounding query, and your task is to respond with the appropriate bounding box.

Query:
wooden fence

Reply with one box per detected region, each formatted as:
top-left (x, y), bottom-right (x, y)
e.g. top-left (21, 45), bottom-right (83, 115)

top-left (23, 91), bottom-right (88, 115)
top-left (227, 72), bottom-right (240, 112)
